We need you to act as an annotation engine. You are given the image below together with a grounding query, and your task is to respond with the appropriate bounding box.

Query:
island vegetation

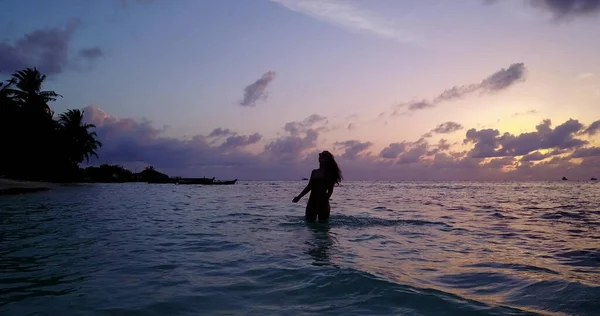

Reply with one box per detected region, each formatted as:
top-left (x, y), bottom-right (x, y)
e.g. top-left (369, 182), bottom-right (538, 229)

top-left (0, 67), bottom-right (100, 182)
top-left (0, 67), bottom-right (236, 187)
top-left (0, 68), bottom-right (177, 183)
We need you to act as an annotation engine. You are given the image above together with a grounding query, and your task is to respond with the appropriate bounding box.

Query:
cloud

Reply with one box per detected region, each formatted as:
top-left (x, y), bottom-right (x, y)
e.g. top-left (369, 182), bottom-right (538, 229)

top-left (120, 0), bottom-right (155, 7)
top-left (239, 71), bottom-right (277, 107)
top-left (464, 118), bottom-right (588, 158)
top-left (333, 140), bottom-right (373, 160)
top-left (521, 151), bottom-right (553, 161)
top-left (263, 114), bottom-right (328, 162)
top-left (283, 114), bottom-right (328, 137)
top-left (220, 133), bottom-right (262, 150)
top-left (423, 121), bottom-right (464, 137)
top-left (81, 105), bottom-right (600, 180)
top-left (571, 146), bottom-right (600, 158)
top-left (512, 109), bottom-right (538, 117)
top-left (576, 72), bottom-right (596, 80)
top-left (78, 47), bottom-right (104, 60)
top-left (208, 128), bottom-right (236, 138)
top-left (527, 0), bottom-right (600, 20)
top-left (582, 119), bottom-right (600, 136)
top-left (399, 63), bottom-right (526, 112)
top-left (0, 19), bottom-right (93, 75)
top-left (380, 142), bottom-right (407, 159)
top-left (270, 0), bottom-right (417, 44)
top-left (82, 105), bottom-right (262, 174)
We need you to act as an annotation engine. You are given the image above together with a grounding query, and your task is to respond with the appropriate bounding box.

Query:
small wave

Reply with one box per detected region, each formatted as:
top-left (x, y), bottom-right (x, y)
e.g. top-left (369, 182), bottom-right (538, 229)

top-left (435, 271), bottom-right (525, 295)
top-left (371, 206), bottom-right (395, 212)
top-left (330, 214), bottom-right (451, 229)
top-left (491, 212), bottom-right (518, 220)
top-left (200, 266), bottom-right (536, 315)
top-left (505, 279), bottom-right (600, 316)
top-left (540, 211), bottom-right (586, 220)
top-left (278, 214), bottom-right (451, 230)
top-left (463, 262), bottom-right (559, 275)
top-left (447, 206), bottom-right (471, 211)
top-left (555, 249), bottom-right (600, 268)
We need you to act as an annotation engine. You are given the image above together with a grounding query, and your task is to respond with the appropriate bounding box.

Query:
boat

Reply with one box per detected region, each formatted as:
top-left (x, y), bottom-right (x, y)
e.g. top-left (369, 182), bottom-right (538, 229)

top-left (211, 179), bottom-right (237, 185)
top-left (146, 178), bottom-right (178, 184)
top-left (592, 177), bottom-right (598, 181)
top-left (176, 177), bottom-right (237, 185)
top-left (177, 177), bottom-right (214, 185)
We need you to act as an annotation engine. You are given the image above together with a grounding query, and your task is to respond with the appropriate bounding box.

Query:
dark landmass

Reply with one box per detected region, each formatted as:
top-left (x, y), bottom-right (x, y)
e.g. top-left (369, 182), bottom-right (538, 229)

top-left (0, 67), bottom-right (236, 193)
top-left (0, 179), bottom-right (52, 195)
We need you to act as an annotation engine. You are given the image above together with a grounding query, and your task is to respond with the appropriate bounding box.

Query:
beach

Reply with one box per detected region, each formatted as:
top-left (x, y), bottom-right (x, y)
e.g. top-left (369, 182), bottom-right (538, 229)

top-left (0, 178), bottom-right (53, 195)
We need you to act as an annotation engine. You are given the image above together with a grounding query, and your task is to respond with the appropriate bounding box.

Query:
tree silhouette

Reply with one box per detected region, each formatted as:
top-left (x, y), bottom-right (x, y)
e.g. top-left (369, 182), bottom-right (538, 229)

top-left (0, 67), bottom-right (103, 182)
top-left (4, 67), bottom-right (61, 119)
top-left (58, 109), bottom-right (103, 164)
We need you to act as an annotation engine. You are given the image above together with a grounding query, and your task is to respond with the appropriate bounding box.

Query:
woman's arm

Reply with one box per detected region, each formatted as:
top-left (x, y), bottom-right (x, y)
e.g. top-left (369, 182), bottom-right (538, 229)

top-left (326, 181), bottom-right (334, 200)
top-left (293, 171), bottom-right (314, 202)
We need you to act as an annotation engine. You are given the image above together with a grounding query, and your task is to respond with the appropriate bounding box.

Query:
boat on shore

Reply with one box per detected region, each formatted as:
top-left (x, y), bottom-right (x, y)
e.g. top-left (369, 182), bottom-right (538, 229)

top-left (146, 178), bottom-right (178, 184)
top-left (211, 179), bottom-right (237, 185)
top-left (147, 177), bottom-right (237, 185)
top-left (177, 177), bottom-right (215, 185)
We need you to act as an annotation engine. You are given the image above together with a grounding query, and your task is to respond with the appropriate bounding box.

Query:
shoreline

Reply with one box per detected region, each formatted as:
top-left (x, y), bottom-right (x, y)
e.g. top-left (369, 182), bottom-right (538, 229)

top-left (0, 179), bottom-right (54, 196)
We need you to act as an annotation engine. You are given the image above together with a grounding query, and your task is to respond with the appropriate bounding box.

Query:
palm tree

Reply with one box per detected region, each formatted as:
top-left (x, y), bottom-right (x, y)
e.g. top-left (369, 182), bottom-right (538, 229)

top-left (0, 78), bottom-right (17, 113)
top-left (58, 109), bottom-right (103, 165)
top-left (5, 67), bottom-right (61, 119)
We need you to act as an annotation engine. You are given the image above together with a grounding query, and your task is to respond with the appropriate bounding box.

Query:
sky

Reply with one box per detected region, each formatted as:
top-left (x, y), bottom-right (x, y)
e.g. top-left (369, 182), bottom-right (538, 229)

top-left (1, 0), bottom-right (599, 180)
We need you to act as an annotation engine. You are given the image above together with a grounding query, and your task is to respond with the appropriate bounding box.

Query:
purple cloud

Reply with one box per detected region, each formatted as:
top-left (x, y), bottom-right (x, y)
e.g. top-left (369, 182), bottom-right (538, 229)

top-left (424, 121), bottom-right (464, 138)
top-left (78, 47), bottom-right (104, 60)
top-left (208, 128), bottom-right (236, 138)
top-left (120, 0), bottom-right (155, 7)
top-left (400, 63), bottom-right (526, 112)
top-left (582, 119), bottom-right (600, 136)
top-left (464, 118), bottom-right (588, 158)
top-left (81, 105), bottom-right (600, 180)
top-left (220, 133), bottom-right (262, 150)
top-left (571, 147), bottom-right (600, 158)
top-left (333, 140), bottom-right (373, 160)
top-left (82, 105), bottom-right (262, 173)
top-left (0, 19), bottom-right (100, 75)
top-left (380, 142), bottom-right (408, 159)
top-left (263, 114), bottom-right (329, 162)
top-left (239, 71), bottom-right (277, 107)
top-left (528, 0), bottom-right (600, 20)
top-left (512, 109), bottom-right (538, 117)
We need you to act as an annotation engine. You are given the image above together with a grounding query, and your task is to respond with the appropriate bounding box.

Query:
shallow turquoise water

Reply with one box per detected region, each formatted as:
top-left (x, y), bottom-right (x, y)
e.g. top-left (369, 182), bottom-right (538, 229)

top-left (1, 181), bottom-right (599, 315)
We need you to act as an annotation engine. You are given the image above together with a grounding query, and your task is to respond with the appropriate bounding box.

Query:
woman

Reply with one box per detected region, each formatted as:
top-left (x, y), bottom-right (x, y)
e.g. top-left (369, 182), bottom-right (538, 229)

top-left (292, 150), bottom-right (343, 222)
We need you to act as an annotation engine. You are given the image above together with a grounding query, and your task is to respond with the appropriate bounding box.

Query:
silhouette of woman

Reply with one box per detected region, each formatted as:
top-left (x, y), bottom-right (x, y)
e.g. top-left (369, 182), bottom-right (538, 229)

top-left (293, 151), bottom-right (343, 222)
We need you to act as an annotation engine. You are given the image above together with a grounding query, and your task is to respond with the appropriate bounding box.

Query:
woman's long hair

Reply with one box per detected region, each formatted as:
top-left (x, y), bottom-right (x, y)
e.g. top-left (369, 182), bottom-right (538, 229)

top-left (322, 151), bottom-right (343, 185)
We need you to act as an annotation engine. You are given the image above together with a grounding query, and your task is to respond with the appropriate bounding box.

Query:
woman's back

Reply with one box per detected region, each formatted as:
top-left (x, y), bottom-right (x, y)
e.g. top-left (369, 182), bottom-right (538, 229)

top-left (309, 169), bottom-right (330, 198)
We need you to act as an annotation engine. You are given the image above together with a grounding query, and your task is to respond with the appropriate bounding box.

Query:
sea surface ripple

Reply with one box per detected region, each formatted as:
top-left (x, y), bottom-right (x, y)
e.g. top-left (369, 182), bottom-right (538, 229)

top-left (1, 181), bottom-right (599, 315)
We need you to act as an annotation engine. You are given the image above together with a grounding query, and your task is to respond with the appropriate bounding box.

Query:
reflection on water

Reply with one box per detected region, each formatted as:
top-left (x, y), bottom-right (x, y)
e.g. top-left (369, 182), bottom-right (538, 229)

top-left (0, 181), bottom-right (598, 315)
top-left (304, 222), bottom-right (336, 267)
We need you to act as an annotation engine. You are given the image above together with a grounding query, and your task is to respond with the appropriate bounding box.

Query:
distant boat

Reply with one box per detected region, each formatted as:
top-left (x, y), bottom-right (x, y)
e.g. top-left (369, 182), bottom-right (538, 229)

top-left (211, 179), bottom-right (237, 185)
top-left (562, 177), bottom-right (568, 181)
top-left (591, 177), bottom-right (598, 181)
top-left (176, 177), bottom-right (237, 185)
top-left (147, 178), bottom-right (178, 184)
top-left (177, 177), bottom-right (215, 185)
top-left (302, 177), bottom-right (309, 180)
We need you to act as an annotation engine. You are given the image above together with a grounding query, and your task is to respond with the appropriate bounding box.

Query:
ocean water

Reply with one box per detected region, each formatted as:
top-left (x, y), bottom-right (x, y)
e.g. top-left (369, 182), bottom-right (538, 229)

top-left (0, 181), bottom-right (599, 316)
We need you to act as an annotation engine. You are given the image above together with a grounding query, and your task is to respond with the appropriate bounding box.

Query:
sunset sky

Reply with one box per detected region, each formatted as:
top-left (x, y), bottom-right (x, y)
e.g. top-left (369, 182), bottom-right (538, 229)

top-left (1, 0), bottom-right (599, 180)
